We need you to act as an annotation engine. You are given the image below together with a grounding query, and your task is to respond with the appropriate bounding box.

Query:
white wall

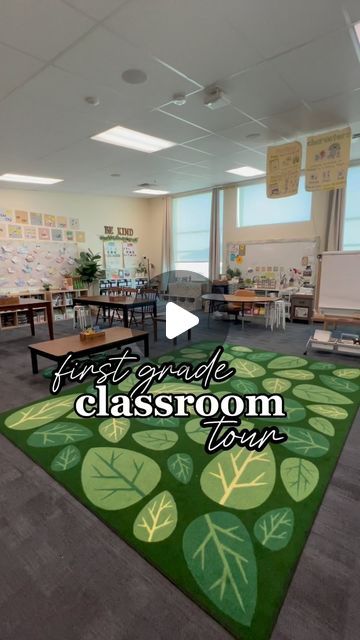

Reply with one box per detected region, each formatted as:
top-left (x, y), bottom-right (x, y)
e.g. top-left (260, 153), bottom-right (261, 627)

top-left (0, 188), bottom-right (164, 272)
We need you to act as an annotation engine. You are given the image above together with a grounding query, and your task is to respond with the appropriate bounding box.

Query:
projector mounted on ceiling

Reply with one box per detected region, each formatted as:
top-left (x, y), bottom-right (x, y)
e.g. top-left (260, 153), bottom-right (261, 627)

top-left (204, 87), bottom-right (230, 110)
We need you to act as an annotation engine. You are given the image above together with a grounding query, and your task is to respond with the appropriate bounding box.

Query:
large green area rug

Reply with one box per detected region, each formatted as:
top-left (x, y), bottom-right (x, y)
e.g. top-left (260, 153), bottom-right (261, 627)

top-left (1, 343), bottom-right (359, 639)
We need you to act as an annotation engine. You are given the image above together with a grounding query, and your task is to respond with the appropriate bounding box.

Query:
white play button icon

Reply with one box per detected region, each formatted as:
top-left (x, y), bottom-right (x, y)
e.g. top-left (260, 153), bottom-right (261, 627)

top-left (165, 302), bottom-right (199, 340)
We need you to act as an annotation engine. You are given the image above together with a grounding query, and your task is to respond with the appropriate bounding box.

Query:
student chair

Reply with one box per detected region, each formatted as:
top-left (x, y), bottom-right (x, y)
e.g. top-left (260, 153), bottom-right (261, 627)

top-left (129, 288), bottom-right (157, 329)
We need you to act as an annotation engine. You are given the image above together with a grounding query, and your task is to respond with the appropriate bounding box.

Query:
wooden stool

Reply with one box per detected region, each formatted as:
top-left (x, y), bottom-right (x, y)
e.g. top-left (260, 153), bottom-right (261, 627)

top-left (153, 315), bottom-right (192, 345)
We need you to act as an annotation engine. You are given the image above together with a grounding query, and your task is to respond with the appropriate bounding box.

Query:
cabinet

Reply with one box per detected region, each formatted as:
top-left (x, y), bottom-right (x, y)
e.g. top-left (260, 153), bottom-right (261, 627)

top-left (0, 288), bottom-right (88, 331)
top-left (290, 294), bottom-right (314, 323)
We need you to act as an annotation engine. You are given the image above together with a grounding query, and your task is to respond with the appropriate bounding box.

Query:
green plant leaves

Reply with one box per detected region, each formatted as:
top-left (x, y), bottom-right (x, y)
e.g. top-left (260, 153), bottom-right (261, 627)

top-left (99, 418), bottom-right (130, 443)
top-left (333, 368), bottom-right (360, 379)
top-left (307, 405), bottom-right (349, 420)
top-left (230, 379), bottom-right (259, 395)
top-left (275, 398), bottom-right (306, 424)
top-left (262, 378), bottom-right (291, 394)
top-left (280, 458), bottom-right (319, 502)
top-left (293, 384), bottom-right (353, 406)
top-left (232, 359), bottom-right (266, 378)
top-left (230, 345), bottom-right (253, 353)
top-left (132, 430), bottom-right (178, 451)
top-left (179, 349), bottom-right (207, 360)
top-left (254, 508), bottom-right (294, 551)
top-left (308, 417), bottom-right (335, 437)
top-left (274, 369), bottom-right (314, 381)
top-left (268, 356), bottom-right (308, 370)
top-left (138, 416), bottom-right (180, 429)
top-left (167, 453), bottom-right (193, 484)
top-left (81, 447), bottom-right (161, 510)
top-left (27, 422), bottom-right (92, 448)
top-left (247, 352), bottom-right (278, 362)
top-left (5, 394), bottom-right (78, 431)
top-left (309, 362), bottom-right (336, 371)
top-left (319, 375), bottom-right (359, 394)
top-left (185, 418), bottom-right (210, 444)
top-left (51, 445), bottom-right (81, 472)
top-left (183, 512), bottom-right (257, 626)
top-left (280, 427), bottom-right (330, 458)
top-left (133, 490), bottom-right (177, 543)
top-left (200, 447), bottom-right (276, 510)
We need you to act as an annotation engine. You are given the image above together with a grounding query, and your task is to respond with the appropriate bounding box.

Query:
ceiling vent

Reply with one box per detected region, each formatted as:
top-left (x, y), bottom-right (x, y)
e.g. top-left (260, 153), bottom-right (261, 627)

top-left (204, 86), bottom-right (230, 110)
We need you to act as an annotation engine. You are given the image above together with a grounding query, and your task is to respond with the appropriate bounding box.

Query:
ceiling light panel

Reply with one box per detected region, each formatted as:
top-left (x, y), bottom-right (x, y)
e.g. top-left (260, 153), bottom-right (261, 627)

top-left (226, 166), bottom-right (265, 177)
top-left (0, 173), bottom-right (63, 185)
top-left (134, 188), bottom-right (169, 195)
top-left (91, 125), bottom-right (176, 153)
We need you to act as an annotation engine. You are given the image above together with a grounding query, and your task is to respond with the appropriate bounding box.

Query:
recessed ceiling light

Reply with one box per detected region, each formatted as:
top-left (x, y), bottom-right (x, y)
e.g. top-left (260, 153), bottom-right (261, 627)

top-left (122, 69), bottom-right (147, 84)
top-left (226, 166), bottom-right (265, 177)
top-left (245, 132), bottom-right (261, 139)
top-left (0, 173), bottom-right (63, 185)
top-left (110, 173), bottom-right (121, 177)
top-left (172, 93), bottom-right (187, 106)
top-left (134, 188), bottom-right (169, 195)
top-left (84, 96), bottom-right (100, 106)
top-left (91, 126), bottom-right (176, 153)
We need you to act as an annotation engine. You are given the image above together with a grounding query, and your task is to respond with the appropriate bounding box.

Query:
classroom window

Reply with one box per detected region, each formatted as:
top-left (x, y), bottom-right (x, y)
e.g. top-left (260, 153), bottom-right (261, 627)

top-left (237, 177), bottom-right (312, 227)
top-left (172, 190), bottom-right (224, 278)
top-left (343, 166), bottom-right (360, 251)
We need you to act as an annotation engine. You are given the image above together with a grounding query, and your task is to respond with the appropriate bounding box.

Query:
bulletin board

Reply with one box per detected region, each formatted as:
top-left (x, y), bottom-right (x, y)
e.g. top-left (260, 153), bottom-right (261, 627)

top-left (0, 240), bottom-right (78, 292)
top-left (103, 240), bottom-right (138, 278)
top-left (227, 238), bottom-right (319, 287)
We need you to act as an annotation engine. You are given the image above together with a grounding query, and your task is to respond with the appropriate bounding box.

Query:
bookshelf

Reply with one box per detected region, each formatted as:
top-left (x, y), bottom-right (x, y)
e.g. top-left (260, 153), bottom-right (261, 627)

top-left (0, 288), bottom-right (88, 331)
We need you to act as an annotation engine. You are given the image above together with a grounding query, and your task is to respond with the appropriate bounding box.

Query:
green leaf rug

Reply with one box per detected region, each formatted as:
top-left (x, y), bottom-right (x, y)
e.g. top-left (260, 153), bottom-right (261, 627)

top-left (0, 343), bottom-right (359, 640)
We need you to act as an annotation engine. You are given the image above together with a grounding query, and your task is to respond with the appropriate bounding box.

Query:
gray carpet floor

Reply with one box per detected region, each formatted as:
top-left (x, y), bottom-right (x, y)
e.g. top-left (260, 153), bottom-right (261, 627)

top-left (0, 317), bottom-right (359, 640)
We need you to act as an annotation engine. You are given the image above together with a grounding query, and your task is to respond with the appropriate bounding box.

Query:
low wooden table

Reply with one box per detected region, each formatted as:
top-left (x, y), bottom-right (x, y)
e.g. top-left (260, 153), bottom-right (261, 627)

top-left (0, 297), bottom-right (54, 339)
top-left (28, 327), bottom-right (149, 374)
top-left (73, 295), bottom-right (157, 328)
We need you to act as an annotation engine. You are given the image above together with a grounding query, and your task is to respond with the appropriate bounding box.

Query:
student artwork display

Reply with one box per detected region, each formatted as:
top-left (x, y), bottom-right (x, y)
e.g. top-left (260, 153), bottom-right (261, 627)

top-left (267, 141), bottom-right (302, 198)
top-left (305, 126), bottom-right (351, 191)
top-left (0, 209), bottom-right (86, 246)
top-left (15, 210), bottom-right (29, 224)
top-left (0, 241), bottom-right (78, 290)
top-left (0, 209), bottom-right (13, 223)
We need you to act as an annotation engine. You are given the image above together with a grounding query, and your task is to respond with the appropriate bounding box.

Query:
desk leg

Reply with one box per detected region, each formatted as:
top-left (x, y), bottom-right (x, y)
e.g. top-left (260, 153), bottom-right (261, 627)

top-left (187, 329), bottom-right (191, 341)
top-left (153, 301), bottom-right (157, 318)
top-left (30, 350), bottom-right (38, 374)
top-left (46, 302), bottom-right (54, 340)
top-left (242, 303), bottom-right (245, 329)
top-left (153, 318), bottom-right (158, 342)
top-left (123, 307), bottom-right (129, 328)
top-left (144, 334), bottom-right (149, 357)
top-left (28, 307), bottom-right (35, 336)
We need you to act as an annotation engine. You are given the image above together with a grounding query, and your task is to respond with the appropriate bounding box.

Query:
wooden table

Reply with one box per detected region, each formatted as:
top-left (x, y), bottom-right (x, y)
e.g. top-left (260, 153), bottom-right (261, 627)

top-left (202, 293), bottom-right (279, 329)
top-left (73, 295), bottom-right (157, 328)
top-left (0, 297), bottom-right (54, 339)
top-left (28, 327), bottom-right (149, 374)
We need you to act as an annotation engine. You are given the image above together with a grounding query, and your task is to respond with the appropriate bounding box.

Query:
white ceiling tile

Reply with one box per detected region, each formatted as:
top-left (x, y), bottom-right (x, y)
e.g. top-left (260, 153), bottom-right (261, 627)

top-left (0, 0), bottom-right (94, 61)
top-left (122, 110), bottom-right (210, 144)
top-left (220, 121), bottom-right (286, 148)
top-left (105, 0), bottom-right (264, 86)
top-left (0, 44), bottom-right (45, 102)
top-left (273, 29), bottom-right (360, 103)
top-left (64, 0), bottom-right (129, 21)
top-left (343, 0), bottom-right (360, 22)
top-left (265, 105), bottom-right (346, 138)
top-left (158, 95), bottom-right (251, 132)
top-left (217, 0), bottom-right (347, 59)
top-left (55, 26), bottom-right (199, 103)
top-left (156, 145), bottom-right (213, 165)
top-left (183, 135), bottom-right (247, 156)
top-left (311, 90), bottom-right (360, 126)
top-left (225, 61), bottom-right (301, 120)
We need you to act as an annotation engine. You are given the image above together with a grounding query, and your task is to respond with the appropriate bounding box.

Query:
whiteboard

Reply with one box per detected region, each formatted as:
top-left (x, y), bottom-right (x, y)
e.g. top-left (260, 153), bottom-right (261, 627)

top-left (233, 238), bottom-right (318, 287)
top-left (318, 251), bottom-right (360, 314)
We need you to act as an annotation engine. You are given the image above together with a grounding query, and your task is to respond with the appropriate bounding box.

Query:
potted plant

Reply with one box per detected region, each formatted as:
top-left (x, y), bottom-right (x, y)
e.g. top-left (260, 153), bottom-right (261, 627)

top-left (74, 249), bottom-right (102, 294)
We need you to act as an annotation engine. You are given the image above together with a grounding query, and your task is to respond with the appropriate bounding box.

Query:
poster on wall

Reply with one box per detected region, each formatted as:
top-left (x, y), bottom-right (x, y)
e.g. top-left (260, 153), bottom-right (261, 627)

top-left (103, 240), bottom-right (124, 275)
top-left (267, 141), bottom-right (302, 198)
top-left (51, 228), bottom-right (63, 241)
top-left (30, 212), bottom-right (42, 226)
top-left (0, 209), bottom-right (13, 223)
top-left (123, 241), bottom-right (138, 272)
top-left (8, 224), bottom-right (23, 239)
top-left (15, 210), bottom-right (29, 224)
top-left (24, 226), bottom-right (37, 240)
top-left (44, 214), bottom-right (56, 227)
top-left (56, 216), bottom-right (67, 228)
top-left (69, 217), bottom-right (79, 229)
top-left (76, 231), bottom-right (85, 243)
top-left (38, 227), bottom-right (50, 240)
top-left (305, 126), bottom-right (351, 191)
top-left (65, 230), bottom-right (74, 241)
